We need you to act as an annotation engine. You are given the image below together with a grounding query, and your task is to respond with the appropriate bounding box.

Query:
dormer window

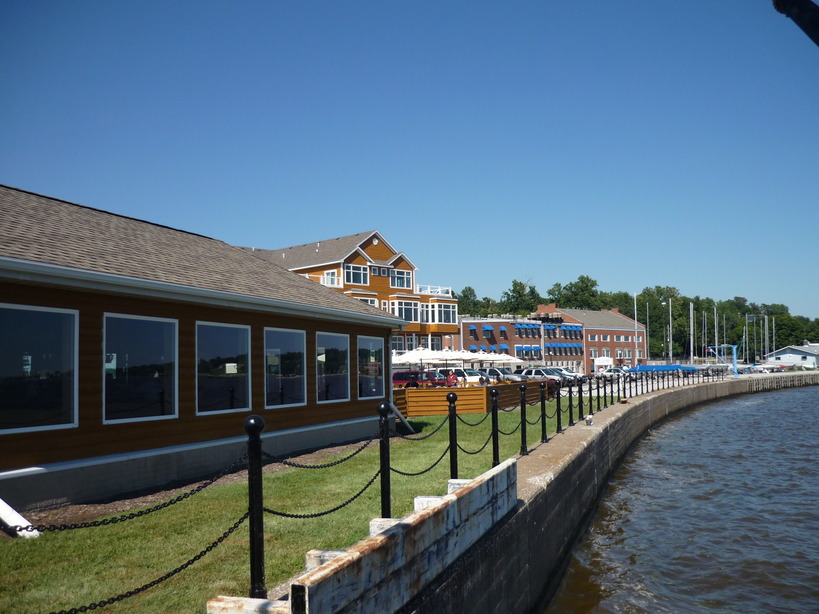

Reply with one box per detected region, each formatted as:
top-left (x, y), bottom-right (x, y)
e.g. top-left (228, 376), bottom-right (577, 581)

top-left (390, 269), bottom-right (413, 289)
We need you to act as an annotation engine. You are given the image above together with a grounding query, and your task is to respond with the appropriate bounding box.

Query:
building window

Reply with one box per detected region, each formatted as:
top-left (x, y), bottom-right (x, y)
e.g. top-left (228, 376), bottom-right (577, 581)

top-left (421, 303), bottom-right (432, 323)
top-left (391, 336), bottom-right (405, 353)
top-left (357, 297), bottom-right (378, 307)
top-left (358, 336), bottom-right (384, 399)
top-left (265, 328), bottom-right (306, 408)
top-left (390, 269), bottom-right (413, 289)
top-left (196, 322), bottom-right (250, 414)
top-left (392, 300), bottom-right (419, 323)
top-left (602, 348), bottom-right (611, 358)
top-left (590, 348), bottom-right (599, 358)
top-left (0, 304), bottom-right (78, 434)
top-left (601, 335), bottom-right (610, 342)
top-left (437, 303), bottom-right (457, 324)
top-left (589, 334), bottom-right (597, 341)
top-left (104, 314), bottom-right (177, 423)
top-left (322, 270), bottom-right (340, 287)
top-left (371, 267), bottom-right (379, 276)
top-left (430, 336), bottom-right (443, 351)
top-left (344, 264), bottom-right (369, 285)
top-left (317, 332), bottom-right (349, 403)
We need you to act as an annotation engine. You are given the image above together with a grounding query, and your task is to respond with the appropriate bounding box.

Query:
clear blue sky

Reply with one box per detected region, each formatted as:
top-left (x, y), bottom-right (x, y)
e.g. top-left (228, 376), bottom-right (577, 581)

top-left (2, 1), bottom-right (817, 319)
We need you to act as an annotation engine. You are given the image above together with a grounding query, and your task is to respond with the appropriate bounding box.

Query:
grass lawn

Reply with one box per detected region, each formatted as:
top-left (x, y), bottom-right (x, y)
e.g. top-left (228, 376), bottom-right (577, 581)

top-left (1, 402), bottom-right (572, 614)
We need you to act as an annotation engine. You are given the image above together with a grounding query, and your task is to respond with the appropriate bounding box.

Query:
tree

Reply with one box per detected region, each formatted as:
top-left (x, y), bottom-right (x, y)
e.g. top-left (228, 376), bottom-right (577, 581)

top-left (500, 279), bottom-right (542, 315)
top-left (557, 276), bottom-right (601, 309)
top-left (455, 286), bottom-right (480, 317)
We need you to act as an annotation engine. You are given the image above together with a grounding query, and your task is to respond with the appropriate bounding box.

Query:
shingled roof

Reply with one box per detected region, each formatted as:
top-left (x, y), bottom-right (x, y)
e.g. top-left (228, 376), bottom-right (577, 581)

top-left (559, 307), bottom-right (644, 330)
top-left (0, 185), bottom-right (404, 327)
top-left (244, 230), bottom-right (413, 270)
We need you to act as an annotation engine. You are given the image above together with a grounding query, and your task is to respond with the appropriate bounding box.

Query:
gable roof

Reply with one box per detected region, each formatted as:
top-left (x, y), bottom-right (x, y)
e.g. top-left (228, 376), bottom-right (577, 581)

top-left (244, 230), bottom-right (416, 271)
top-left (0, 185), bottom-right (404, 328)
top-left (557, 307), bottom-right (645, 331)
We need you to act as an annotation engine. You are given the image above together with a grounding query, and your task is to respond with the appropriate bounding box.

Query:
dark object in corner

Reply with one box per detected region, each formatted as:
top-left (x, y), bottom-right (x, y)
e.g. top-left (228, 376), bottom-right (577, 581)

top-left (774, 0), bottom-right (819, 47)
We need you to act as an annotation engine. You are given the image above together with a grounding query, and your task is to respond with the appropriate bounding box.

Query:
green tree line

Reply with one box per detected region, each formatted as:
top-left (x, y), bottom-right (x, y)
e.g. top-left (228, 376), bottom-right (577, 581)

top-left (455, 276), bottom-right (819, 361)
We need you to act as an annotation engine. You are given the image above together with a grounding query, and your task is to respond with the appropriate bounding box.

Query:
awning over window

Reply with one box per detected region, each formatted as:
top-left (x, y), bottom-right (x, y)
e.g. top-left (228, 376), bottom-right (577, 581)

top-left (482, 325), bottom-right (494, 331)
top-left (470, 344), bottom-right (478, 350)
top-left (499, 344), bottom-right (509, 350)
top-left (469, 324), bottom-right (477, 330)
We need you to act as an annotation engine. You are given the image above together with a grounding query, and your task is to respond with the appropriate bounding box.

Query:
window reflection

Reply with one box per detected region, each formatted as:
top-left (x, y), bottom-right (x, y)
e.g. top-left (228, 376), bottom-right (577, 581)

top-left (197, 323), bottom-right (249, 413)
top-left (317, 332), bottom-right (349, 402)
top-left (265, 328), bottom-right (306, 407)
top-left (358, 336), bottom-right (384, 399)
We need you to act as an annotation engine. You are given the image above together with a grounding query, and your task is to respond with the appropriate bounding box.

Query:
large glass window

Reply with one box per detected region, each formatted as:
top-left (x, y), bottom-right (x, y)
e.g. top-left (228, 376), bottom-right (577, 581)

top-left (437, 303), bottom-right (457, 324)
top-left (390, 269), bottom-right (413, 289)
top-left (104, 314), bottom-right (177, 423)
top-left (265, 328), bottom-right (306, 408)
top-left (392, 300), bottom-right (419, 322)
top-left (357, 336), bottom-right (384, 399)
top-left (196, 323), bottom-right (250, 414)
top-left (344, 264), bottom-right (369, 285)
top-left (317, 332), bottom-right (349, 402)
top-left (0, 304), bottom-right (78, 434)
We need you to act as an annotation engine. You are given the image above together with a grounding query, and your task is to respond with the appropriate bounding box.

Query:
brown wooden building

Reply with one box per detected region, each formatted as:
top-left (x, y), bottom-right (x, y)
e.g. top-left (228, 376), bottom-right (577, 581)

top-left (0, 185), bottom-right (405, 508)
top-left (243, 231), bottom-right (459, 354)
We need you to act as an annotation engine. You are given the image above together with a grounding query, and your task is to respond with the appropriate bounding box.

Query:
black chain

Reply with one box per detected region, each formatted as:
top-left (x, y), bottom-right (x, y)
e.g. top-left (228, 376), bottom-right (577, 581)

top-left (390, 415), bottom-right (449, 441)
top-left (9, 454), bottom-right (248, 534)
top-left (391, 445), bottom-right (451, 477)
top-left (525, 413), bottom-right (542, 426)
top-left (261, 436), bottom-right (375, 470)
top-left (455, 412), bottom-right (490, 427)
top-left (456, 432), bottom-right (493, 456)
top-left (497, 422), bottom-right (522, 436)
top-left (49, 513), bottom-right (249, 614)
top-left (263, 469), bottom-right (381, 519)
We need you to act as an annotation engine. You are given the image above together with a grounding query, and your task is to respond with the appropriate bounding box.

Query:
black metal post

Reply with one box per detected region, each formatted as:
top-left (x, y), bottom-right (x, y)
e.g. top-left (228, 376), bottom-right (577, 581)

top-left (568, 380), bottom-right (575, 426)
top-left (596, 376), bottom-right (601, 412)
top-left (447, 392), bottom-right (459, 479)
top-left (587, 377), bottom-right (594, 415)
top-left (377, 401), bottom-right (392, 518)
top-left (539, 382), bottom-right (548, 443)
top-left (490, 388), bottom-right (500, 467)
top-left (578, 377), bottom-right (585, 421)
top-left (244, 414), bottom-right (267, 599)
top-left (555, 383), bottom-right (563, 433)
top-left (519, 385), bottom-right (528, 456)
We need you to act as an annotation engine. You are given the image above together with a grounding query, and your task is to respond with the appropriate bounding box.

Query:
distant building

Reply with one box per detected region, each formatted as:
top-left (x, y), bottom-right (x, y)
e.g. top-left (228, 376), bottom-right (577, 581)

top-left (458, 316), bottom-right (547, 364)
top-left (767, 342), bottom-right (819, 369)
top-left (244, 231), bottom-right (459, 354)
top-left (534, 304), bottom-right (647, 374)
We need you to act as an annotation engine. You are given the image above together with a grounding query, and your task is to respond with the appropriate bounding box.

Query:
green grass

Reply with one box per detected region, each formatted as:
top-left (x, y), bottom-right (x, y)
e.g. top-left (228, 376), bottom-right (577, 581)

top-left (0, 402), bottom-right (578, 614)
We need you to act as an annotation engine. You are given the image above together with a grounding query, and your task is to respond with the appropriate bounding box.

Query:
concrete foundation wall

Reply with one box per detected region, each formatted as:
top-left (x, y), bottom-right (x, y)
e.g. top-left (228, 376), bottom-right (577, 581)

top-left (0, 416), bottom-right (380, 511)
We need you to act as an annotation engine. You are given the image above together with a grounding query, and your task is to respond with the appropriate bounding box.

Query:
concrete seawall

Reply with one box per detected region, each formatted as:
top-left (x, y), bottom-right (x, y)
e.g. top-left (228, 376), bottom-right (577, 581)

top-left (397, 372), bottom-right (819, 613)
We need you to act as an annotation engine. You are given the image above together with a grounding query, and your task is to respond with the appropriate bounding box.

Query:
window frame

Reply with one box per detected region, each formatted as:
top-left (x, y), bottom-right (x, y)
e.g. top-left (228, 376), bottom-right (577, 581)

top-left (103, 313), bottom-right (179, 425)
top-left (265, 327), bottom-right (307, 409)
top-left (195, 321), bottom-right (251, 416)
top-left (316, 331), bottom-right (350, 403)
top-left (0, 303), bottom-right (79, 435)
top-left (357, 335), bottom-right (385, 400)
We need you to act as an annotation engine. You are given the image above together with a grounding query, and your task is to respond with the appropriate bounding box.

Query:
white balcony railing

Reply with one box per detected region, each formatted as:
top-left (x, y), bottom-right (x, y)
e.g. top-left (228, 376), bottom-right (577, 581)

top-left (416, 284), bottom-right (452, 297)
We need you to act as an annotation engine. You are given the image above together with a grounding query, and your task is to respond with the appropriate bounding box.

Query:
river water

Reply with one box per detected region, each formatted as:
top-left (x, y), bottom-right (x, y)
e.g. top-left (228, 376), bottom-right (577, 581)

top-left (544, 385), bottom-right (819, 614)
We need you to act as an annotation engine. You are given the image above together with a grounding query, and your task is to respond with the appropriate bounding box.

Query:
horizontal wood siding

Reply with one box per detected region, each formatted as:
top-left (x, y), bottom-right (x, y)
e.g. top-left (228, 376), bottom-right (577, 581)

top-left (0, 281), bottom-right (393, 471)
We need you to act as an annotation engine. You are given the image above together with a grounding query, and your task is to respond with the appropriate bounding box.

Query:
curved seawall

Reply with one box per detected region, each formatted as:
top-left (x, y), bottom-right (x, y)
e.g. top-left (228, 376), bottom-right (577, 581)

top-left (397, 372), bottom-right (819, 614)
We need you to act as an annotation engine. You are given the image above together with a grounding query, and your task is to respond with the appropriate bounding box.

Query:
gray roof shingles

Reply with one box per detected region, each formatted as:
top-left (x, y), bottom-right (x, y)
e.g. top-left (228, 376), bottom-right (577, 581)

top-left (0, 185), bottom-right (403, 325)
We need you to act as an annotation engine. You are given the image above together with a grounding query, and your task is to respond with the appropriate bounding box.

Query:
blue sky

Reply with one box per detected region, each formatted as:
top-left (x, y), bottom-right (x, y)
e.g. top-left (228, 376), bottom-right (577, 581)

top-left (2, 1), bottom-right (817, 318)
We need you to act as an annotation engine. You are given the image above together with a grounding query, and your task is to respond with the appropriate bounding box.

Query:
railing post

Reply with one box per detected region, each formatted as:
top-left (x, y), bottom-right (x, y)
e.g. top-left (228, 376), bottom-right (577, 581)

top-left (555, 383), bottom-right (563, 433)
top-left (568, 380), bottom-right (575, 426)
top-left (586, 377), bottom-right (594, 415)
top-left (519, 384), bottom-right (528, 456)
top-left (447, 392), bottom-right (459, 479)
top-left (244, 414), bottom-right (267, 599)
top-left (596, 376), bottom-right (601, 412)
top-left (539, 382), bottom-right (548, 443)
top-left (490, 388), bottom-right (500, 467)
top-left (377, 401), bottom-right (392, 519)
top-left (577, 377), bottom-right (585, 421)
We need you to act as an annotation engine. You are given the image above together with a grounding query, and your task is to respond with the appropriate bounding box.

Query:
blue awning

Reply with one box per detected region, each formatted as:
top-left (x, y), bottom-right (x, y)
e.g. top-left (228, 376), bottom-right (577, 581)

top-left (499, 344), bottom-right (510, 350)
top-left (469, 344), bottom-right (478, 350)
top-left (499, 326), bottom-right (507, 331)
top-left (480, 344), bottom-right (487, 350)
top-left (482, 325), bottom-right (494, 331)
top-left (469, 324), bottom-right (476, 330)
top-left (490, 345), bottom-right (497, 351)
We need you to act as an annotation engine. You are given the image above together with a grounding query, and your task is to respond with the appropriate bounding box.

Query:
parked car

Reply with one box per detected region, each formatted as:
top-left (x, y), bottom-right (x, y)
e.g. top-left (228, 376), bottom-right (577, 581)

top-left (519, 368), bottom-right (562, 383)
top-left (478, 367), bottom-right (524, 382)
top-left (432, 367), bottom-right (484, 385)
top-left (597, 367), bottom-right (633, 381)
top-left (392, 370), bottom-right (446, 388)
top-left (549, 367), bottom-right (587, 383)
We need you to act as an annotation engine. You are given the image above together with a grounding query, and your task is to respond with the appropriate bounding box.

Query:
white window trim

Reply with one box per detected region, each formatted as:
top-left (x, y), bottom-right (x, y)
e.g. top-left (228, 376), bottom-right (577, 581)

top-left (264, 327), bottom-right (307, 409)
top-left (316, 331), bottom-right (350, 404)
top-left (195, 321), bottom-right (251, 416)
top-left (103, 313), bottom-right (179, 425)
top-left (0, 303), bottom-right (79, 435)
